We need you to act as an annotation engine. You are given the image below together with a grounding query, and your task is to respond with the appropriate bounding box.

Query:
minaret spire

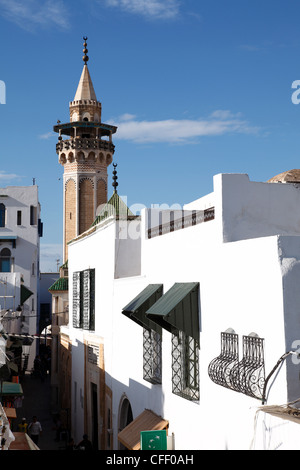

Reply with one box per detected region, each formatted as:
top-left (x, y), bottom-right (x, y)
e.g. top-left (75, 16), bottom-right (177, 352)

top-left (112, 164), bottom-right (118, 194)
top-left (54, 38), bottom-right (117, 261)
top-left (83, 36), bottom-right (89, 64)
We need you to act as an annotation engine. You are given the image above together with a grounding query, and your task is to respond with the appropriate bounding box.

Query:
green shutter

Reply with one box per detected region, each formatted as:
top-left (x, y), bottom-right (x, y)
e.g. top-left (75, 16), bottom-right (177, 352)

top-left (73, 272), bottom-right (82, 328)
top-left (146, 283), bottom-right (199, 341)
top-left (122, 284), bottom-right (163, 334)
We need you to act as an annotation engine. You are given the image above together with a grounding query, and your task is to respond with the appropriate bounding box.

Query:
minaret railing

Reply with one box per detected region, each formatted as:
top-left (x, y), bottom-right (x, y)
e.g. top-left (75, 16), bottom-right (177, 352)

top-left (56, 138), bottom-right (115, 153)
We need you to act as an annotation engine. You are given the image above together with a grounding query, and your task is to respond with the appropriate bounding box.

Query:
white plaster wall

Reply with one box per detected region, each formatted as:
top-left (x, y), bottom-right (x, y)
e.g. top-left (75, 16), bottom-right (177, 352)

top-left (184, 191), bottom-right (215, 211)
top-left (277, 236), bottom-right (300, 404)
top-left (66, 172), bottom-right (300, 450)
top-left (215, 173), bottom-right (300, 243)
top-left (67, 220), bottom-right (116, 443)
top-left (67, 218), bottom-right (144, 444)
top-left (114, 219), bottom-right (141, 279)
top-left (67, 213), bottom-right (290, 449)
top-left (137, 215), bottom-right (288, 449)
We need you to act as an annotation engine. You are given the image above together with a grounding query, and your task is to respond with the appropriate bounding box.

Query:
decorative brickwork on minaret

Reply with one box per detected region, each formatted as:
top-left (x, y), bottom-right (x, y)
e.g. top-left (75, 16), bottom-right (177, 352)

top-left (54, 38), bottom-right (117, 261)
top-left (65, 179), bottom-right (76, 259)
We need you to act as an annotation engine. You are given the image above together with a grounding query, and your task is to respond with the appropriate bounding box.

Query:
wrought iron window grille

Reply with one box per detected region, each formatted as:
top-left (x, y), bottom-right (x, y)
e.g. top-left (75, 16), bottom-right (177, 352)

top-left (143, 328), bottom-right (162, 384)
top-left (172, 330), bottom-right (200, 401)
top-left (208, 331), bottom-right (265, 400)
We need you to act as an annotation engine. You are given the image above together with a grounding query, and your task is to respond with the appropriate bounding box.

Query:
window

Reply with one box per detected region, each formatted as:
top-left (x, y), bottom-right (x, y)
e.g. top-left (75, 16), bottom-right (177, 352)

top-left (30, 206), bottom-right (37, 225)
top-left (0, 204), bottom-right (5, 227)
top-left (0, 248), bottom-right (11, 272)
top-left (172, 330), bottom-right (199, 401)
top-left (38, 219), bottom-right (43, 237)
top-left (73, 269), bottom-right (95, 330)
top-left (143, 328), bottom-right (162, 384)
top-left (17, 210), bottom-right (22, 226)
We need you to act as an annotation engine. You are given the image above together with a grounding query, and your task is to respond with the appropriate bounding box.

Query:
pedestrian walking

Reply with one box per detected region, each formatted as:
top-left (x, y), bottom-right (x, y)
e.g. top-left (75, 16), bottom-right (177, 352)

top-left (33, 356), bottom-right (45, 382)
top-left (18, 418), bottom-right (28, 433)
top-left (28, 416), bottom-right (42, 445)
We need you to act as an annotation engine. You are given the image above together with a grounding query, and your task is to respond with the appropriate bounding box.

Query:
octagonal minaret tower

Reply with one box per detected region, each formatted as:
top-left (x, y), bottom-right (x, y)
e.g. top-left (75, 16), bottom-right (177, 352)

top-left (54, 37), bottom-right (117, 261)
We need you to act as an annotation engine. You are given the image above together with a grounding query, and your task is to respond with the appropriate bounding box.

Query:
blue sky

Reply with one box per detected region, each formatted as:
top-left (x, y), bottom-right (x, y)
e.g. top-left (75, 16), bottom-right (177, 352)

top-left (1, 0), bottom-right (300, 271)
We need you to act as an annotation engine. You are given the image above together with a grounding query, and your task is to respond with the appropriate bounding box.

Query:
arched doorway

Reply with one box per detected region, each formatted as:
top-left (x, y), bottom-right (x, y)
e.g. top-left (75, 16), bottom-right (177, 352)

top-left (118, 395), bottom-right (133, 450)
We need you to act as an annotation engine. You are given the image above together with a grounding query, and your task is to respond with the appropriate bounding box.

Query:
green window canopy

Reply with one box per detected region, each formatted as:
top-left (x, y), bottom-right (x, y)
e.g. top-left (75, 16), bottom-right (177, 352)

top-left (146, 282), bottom-right (200, 341)
top-left (122, 284), bottom-right (163, 334)
top-left (21, 285), bottom-right (33, 305)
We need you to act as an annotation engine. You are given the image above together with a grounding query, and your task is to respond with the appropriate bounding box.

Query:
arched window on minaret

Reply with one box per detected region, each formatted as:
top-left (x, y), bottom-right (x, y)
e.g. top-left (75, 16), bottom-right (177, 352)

top-left (0, 203), bottom-right (5, 227)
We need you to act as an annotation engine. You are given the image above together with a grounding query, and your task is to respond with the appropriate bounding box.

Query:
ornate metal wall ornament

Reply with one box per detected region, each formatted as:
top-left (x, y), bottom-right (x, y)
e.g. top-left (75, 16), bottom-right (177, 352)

top-left (208, 331), bottom-right (239, 390)
top-left (235, 334), bottom-right (265, 399)
top-left (208, 331), bottom-right (265, 400)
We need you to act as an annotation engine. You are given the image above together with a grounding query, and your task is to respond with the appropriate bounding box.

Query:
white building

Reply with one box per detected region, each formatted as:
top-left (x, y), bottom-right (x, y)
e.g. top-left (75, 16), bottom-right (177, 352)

top-left (60, 170), bottom-right (300, 450)
top-left (0, 184), bottom-right (43, 369)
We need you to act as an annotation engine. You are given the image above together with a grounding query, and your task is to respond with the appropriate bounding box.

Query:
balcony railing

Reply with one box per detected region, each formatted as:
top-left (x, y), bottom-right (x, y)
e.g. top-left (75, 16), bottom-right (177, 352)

top-left (147, 207), bottom-right (215, 239)
top-left (56, 138), bottom-right (115, 154)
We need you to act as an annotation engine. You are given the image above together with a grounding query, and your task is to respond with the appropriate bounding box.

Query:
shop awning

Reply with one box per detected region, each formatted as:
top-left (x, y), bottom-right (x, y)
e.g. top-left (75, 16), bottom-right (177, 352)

top-left (146, 282), bottom-right (200, 341)
top-left (118, 409), bottom-right (169, 451)
top-left (4, 407), bottom-right (17, 420)
top-left (122, 284), bottom-right (163, 333)
top-left (259, 403), bottom-right (300, 425)
top-left (0, 381), bottom-right (23, 396)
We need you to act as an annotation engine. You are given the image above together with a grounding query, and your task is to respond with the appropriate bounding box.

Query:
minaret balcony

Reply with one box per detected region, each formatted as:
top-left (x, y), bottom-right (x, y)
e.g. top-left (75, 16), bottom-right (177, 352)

top-left (56, 137), bottom-right (115, 154)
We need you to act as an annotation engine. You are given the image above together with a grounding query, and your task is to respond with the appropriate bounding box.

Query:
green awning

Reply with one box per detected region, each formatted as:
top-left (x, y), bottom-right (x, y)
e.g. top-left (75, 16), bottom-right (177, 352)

top-left (122, 284), bottom-right (163, 333)
top-left (146, 282), bottom-right (200, 341)
top-left (21, 285), bottom-right (33, 305)
top-left (0, 381), bottom-right (23, 396)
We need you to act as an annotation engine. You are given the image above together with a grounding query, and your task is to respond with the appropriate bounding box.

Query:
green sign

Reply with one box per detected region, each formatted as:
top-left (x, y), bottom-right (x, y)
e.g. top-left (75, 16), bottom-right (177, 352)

top-left (140, 430), bottom-right (167, 450)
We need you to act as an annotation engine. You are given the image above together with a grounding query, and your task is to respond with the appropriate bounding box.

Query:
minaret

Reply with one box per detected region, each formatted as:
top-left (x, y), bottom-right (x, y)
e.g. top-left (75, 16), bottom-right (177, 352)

top-left (54, 37), bottom-right (117, 261)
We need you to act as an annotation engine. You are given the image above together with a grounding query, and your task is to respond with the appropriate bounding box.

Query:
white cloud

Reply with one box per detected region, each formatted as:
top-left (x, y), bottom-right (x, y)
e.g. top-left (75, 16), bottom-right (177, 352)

top-left (119, 113), bottom-right (137, 121)
top-left (103, 0), bottom-right (181, 19)
top-left (0, 0), bottom-right (70, 31)
top-left (39, 132), bottom-right (56, 140)
top-left (109, 110), bottom-right (260, 144)
top-left (0, 171), bottom-right (21, 181)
